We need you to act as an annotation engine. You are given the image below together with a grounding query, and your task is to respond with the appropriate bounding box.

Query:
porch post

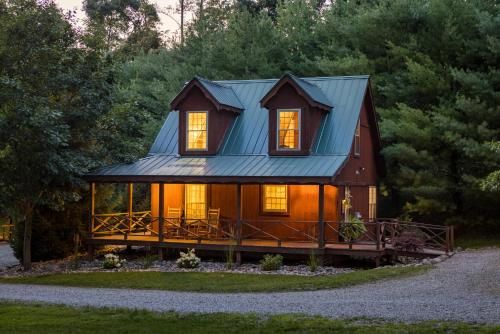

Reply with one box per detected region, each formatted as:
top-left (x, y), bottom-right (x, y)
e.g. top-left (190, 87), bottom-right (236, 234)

top-left (126, 183), bottom-right (133, 241)
top-left (158, 183), bottom-right (164, 242)
top-left (318, 184), bottom-right (325, 249)
top-left (90, 182), bottom-right (95, 238)
top-left (236, 183), bottom-right (242, 265)
top-left (88, 182), bottom-right (96, 260)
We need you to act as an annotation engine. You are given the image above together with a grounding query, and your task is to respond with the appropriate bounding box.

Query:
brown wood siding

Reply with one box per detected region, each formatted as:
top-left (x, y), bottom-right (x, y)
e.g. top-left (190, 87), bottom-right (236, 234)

top-left (177, 86), bottom-right (236, 155)
top-left (150, 183), bottom-right (340, 240)
top-left (334, 91), bottom-right (378, 186)
top-left (265, 83), bottom-right (325, 156)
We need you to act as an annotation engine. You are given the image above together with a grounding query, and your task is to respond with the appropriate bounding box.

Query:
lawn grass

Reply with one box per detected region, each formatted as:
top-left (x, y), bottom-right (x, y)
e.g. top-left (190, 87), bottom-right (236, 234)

top-left (455, 234), bottom-right (500, 249)
top-left (0, 302), bottom-right (497, 334)
top-left (0, 265), bottom-right (430, 293)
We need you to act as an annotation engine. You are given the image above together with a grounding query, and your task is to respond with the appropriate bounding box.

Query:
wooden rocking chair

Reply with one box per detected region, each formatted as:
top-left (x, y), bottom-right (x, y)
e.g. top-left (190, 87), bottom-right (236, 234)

top-left (207, 208), bottom-right (221, 238)
top-left (165, 207), bottom-right (182, 238)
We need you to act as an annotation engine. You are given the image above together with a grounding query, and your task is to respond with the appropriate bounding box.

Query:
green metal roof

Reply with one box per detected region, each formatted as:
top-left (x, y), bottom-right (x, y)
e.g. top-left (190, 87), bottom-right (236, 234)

top-left (195, 76), bottom-right (244, 110)
top-left (287, 74), bottom-right (332, 108)
top-left (87, 75), bottom-right (370, 183)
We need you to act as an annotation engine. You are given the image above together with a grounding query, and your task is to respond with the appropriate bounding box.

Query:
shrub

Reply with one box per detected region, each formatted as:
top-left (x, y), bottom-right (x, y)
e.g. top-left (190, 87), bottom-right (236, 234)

top-left (393, 231), bottom-right (425, 252)
top-left (340, 216), bottom-right (367, 242)
top-left (307, 250), bottom-right (319, 272)
top-left (141, 253), bottom-right (158, 269)
top-left (11, 206), bottom-right (82, 262)
top-left (176, 249), bottom-right (201, 269)
top-left (225, 245), bottom-right (235, 270)
top-left (103, 254), bottom-right (126, 269)
top-left (260, 254), bottom-right (283, 271)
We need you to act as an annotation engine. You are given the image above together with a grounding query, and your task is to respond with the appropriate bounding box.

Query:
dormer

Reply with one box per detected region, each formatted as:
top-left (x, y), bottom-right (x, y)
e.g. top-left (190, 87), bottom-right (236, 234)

top-left (260, 73), bottom-right (332, 156)
top-left (170, 76), bottom-right (243, 155)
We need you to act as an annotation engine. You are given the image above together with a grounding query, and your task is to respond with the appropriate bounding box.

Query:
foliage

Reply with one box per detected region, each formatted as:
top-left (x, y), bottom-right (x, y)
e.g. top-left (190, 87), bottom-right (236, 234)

top-left (393, 231), bottom-right (425, 252)
top-left (225, 244), bottom-right (235, 269)
top-left (2, 302), bottom-right (498, 334)
top-left (481, 142), bottom-right (500, 192)
top-left (260, 254), bottom-right (283, 271)
top-left (307, 249), bottom-right (319, 272)
top-left (0, 266), bottom-right (431, 293)
top-left (340, 217), bottom-right (367, 243)
top-left (102, 253), bottom-right (126, 269)
top-left (140, 253), bottom-right (158, 269)
top-left (176, 249), bottom-right (201, 269)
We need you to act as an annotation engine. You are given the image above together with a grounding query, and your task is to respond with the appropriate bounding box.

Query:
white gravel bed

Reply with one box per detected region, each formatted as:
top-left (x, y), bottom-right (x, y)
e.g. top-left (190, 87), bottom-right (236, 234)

top-left (0, 248), bottom-right (498, 323)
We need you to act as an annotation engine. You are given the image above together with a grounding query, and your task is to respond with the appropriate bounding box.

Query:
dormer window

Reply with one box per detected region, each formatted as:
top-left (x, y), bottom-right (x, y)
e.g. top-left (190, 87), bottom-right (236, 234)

top-left (187, 111), bottom-right (208, 150)
top-left (278, 109), bottom-right (300, 150)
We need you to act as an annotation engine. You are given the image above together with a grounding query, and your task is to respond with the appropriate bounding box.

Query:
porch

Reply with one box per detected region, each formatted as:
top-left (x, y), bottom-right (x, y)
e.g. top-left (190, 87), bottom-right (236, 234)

top-left (87, 182), bottom-right (454, 261)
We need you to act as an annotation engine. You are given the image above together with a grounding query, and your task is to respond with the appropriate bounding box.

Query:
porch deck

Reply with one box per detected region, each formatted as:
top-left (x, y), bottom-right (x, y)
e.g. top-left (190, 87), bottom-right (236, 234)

top-left (88, 225), bottom-right (450, 259)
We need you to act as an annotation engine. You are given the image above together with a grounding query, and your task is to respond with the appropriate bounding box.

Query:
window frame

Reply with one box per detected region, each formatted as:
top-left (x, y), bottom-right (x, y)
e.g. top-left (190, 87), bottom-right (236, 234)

top-left (276, 108), bottom-right (301, 151)
top-left (354, 119), bottom-right (360, 157)
top-left (260, 184), bottom-right (290, 216)
top-left (184, 184), bottom-right (208, 220)
top-left (368, 186), bottom-right (377, 221)
top-left (186, 110), bottom-right (209, 151)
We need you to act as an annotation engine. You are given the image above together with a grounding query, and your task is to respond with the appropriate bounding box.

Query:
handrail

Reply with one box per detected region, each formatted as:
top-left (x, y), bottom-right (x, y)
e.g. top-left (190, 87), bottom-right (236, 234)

top-left (89, 213), bottom-right (454, 254)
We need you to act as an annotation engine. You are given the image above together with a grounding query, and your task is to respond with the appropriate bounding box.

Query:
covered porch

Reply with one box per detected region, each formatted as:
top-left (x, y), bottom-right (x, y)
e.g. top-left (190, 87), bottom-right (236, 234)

top-left (87, 182), bottom-right (453, 262)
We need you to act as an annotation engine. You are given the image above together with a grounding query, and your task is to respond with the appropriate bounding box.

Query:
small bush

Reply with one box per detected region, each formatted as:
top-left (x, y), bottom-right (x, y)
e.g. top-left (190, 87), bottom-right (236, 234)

top-left (103, 254), bottom-right (126, 269)
top-left (176, 249), bottom-right (201, 269)
top-left (141, 253), bottom-right (158, 269)
top-left (260, 254), bottom-right (283, 271)
top-left (308, 250), bottom-right (319, 272)
top-left (225, 245), bottom-right (235, 270)
top-left (393, 231), bottom-right (425, 252)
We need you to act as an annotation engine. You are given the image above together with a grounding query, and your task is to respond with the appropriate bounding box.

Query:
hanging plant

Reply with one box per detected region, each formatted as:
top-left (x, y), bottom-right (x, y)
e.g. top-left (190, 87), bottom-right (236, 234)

top-left (340, 216), bottom-right (367, 243)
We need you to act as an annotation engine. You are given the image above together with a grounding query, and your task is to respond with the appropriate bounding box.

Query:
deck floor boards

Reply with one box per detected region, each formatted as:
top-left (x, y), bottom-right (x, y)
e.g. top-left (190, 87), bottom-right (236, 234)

top-left (89, 234), bottom-right (446, 257)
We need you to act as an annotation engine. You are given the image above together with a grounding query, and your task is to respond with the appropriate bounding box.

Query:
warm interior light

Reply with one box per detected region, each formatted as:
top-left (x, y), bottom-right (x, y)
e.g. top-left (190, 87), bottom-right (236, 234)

top-left (187, 112), bottom-right (207, 150)
top-left (278, 110), bottom-right (299, 149)
top-left (263, 185), bottom-right (288, 212)
top-left (185, 184), bottom-right (207, 219)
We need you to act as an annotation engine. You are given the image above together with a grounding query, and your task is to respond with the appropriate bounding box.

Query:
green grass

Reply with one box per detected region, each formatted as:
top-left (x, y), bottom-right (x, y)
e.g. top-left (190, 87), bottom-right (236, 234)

top-left (455, 235), bottom-right (500, 249)
top-left (0, 265), bottom-right (430, 293)
top-left (0, 302), bottom-right (497, 333)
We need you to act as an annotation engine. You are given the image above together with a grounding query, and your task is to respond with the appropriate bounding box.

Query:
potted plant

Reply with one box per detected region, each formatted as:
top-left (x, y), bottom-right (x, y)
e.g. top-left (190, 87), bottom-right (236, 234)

top-left (340, 215), bottom-right (367, 249)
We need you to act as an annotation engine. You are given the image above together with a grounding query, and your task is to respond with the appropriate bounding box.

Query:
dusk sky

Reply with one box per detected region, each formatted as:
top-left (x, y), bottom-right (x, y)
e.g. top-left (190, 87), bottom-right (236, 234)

top-left (54, 0), bottom-right (185, 35)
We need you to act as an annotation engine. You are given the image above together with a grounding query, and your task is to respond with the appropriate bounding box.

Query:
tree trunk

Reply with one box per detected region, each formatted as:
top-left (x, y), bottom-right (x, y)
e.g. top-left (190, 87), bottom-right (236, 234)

top-left (180, 0), bottom-right (185, 45)
top-left (23, 204), bottom-right (34, 270)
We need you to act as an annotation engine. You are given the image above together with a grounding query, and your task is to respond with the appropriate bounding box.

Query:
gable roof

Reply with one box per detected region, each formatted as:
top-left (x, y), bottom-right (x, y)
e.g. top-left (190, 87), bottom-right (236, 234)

top-left (260, 73), bottom-right (333, 111)
top-left (87, 75), bottom-right (373, 184)
top-left (170, 76), bottom-right (244, 112)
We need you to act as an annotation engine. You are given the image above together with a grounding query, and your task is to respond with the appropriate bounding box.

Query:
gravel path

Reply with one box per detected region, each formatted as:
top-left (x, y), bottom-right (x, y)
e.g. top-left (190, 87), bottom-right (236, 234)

top-left (0, 243), bottom-right (18, 269)
top-left (0, 248), bottom-right (499, 323)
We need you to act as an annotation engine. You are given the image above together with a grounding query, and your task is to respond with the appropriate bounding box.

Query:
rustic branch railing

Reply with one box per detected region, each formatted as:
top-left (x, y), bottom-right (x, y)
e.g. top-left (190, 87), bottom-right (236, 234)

top-left (89, 213), bottom-right (454, 254)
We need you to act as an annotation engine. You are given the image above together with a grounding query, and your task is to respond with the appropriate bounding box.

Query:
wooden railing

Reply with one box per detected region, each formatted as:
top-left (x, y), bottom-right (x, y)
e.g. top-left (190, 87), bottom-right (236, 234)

top-left (90, 214), bottom-right (454, 253)
top-left (92, 211), bottom-right (158, 237)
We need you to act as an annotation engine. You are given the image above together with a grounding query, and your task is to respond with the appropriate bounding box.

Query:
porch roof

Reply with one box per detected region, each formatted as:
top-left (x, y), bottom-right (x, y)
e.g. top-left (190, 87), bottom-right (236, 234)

top-left (85, 154), bottom-right (347, 183)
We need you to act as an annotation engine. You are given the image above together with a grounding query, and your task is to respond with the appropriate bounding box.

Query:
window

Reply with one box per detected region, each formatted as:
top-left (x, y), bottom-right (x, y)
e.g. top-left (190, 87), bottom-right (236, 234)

top-left (354, 119), bottom-right (360, 156)
top-left (262, 185), bottom-right (288, 214)
top-left (185, 184), bottom-right (207, 219)
top-left (368, 186), bottom-right (377, 221)
top-left (187, 111), bottom-right (207, 150)
top-left (277, 109), bottom-right (300, 150)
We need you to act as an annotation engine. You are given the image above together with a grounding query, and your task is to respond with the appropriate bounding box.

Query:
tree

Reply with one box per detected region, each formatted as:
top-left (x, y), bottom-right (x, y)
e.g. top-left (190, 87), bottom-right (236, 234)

top-left (0, 0), bottom-right (143, 269)
top-left (84, 0), bottom-right (162, 53)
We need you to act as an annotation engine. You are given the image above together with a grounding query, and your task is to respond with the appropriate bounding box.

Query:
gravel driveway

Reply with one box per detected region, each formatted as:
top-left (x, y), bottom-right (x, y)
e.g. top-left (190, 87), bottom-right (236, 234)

top-left (0, 248), bottom-right (499, 323)
top-left (0, 242), bottom-right (18, 269)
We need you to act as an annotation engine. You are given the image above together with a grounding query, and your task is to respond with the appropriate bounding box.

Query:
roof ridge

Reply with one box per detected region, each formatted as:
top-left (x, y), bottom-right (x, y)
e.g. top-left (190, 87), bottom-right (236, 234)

top-left (215, 75), bottom-right (370, 84)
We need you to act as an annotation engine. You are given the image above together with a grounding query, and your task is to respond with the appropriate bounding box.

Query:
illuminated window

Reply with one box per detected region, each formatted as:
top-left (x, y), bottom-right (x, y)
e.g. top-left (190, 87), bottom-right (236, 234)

top-left (262, 185), bottom-right (288, 213)
top-left (187, 111), bottom-right (207, 150)
top-left (368, 186), bottom-right (377, 221)
top-left (354, 119), bottom-right (360, 156)
top-left (277, 109), bottom-right (300, 150)
top-left (185, 184), bottom-right (207, 219)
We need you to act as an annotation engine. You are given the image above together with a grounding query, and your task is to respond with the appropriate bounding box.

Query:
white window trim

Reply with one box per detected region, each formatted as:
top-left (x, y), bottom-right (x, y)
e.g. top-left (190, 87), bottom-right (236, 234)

top-left (276, 108), bottom-right (301, 151)
top-left (186, 110), bottom-right (209, 151)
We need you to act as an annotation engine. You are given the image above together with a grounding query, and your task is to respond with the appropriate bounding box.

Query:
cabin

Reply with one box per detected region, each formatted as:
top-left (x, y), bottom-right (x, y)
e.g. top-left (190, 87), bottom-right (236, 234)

top-left (85, 74), bottom-right (453, 264)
